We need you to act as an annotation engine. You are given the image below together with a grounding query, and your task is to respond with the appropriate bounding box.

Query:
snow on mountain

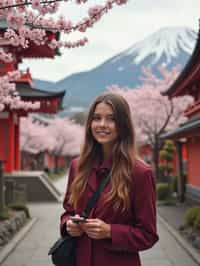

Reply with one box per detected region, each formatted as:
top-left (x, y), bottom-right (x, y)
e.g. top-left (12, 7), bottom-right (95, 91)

top-left (35, 27), bottom-right (197, 111)
top-left (112, 27), bottom-right (196, 66)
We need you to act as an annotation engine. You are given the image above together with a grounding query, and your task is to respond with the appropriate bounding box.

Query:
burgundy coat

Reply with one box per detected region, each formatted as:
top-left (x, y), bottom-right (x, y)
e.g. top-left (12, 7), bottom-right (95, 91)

top-left (60, 158), bottom-right (159, 266)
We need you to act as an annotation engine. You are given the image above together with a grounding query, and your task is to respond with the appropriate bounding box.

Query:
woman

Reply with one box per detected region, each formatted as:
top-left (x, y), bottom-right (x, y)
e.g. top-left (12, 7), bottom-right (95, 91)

top-left (60, 93), bottom-right (159, 266)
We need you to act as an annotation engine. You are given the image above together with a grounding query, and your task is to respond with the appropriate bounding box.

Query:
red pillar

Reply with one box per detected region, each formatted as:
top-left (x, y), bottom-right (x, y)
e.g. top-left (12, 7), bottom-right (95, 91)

top-left (14, 116), bottom-right (20, 170)
top-left (0, 112), bottom-right (9, 172)
top-left (7, 111), bottom-right (15, 173)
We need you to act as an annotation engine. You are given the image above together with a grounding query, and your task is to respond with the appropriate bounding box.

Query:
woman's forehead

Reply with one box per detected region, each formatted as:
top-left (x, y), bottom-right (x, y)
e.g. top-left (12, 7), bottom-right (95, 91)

top-left (94, 102), bottom-right (114, 114)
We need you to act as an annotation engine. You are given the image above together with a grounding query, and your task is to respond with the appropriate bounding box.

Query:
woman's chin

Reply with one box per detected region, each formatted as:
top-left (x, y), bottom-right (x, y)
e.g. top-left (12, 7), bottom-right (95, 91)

top-left (95, 138), bottom-right (111, 145)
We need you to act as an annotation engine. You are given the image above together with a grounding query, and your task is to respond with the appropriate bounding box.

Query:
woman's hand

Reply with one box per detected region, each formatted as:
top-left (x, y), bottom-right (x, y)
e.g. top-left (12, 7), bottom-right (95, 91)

top-left (80, 218), bottom-right (111, 239)
top-left (66, 218), bottom-right (84, 237)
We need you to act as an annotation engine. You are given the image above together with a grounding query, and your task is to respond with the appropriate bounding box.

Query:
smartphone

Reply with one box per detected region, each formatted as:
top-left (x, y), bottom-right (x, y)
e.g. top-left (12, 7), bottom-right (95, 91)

top-left (70, 216), bottom-right (86, 223)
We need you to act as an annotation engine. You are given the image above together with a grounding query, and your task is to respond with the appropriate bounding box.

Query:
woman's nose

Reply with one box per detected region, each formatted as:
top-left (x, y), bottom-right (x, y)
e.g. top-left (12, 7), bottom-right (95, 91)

top-left (99, 118), bottom-right (106, 126)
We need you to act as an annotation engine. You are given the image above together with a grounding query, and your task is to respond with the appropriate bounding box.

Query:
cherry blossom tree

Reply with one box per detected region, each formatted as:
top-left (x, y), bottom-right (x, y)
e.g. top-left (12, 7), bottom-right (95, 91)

top-left (109, 66), bottom-right (194, 178)
top-left (20, 116), bottom-right (55, 153)
top-left (20, 116), bottom-right (56, 169)
top-left (20, 116), bottom-right (84, 171)
top-left (46, 117), bottom-right (84, 172)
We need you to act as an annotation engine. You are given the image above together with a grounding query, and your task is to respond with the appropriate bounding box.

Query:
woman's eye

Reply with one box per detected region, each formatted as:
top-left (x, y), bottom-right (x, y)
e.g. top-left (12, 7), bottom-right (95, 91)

top-left (93, 116), bottom-right (100, 121)
top-left (108, 116), bottom-right (115, 121)
top-left (92, 115), bottom-right (115, 122)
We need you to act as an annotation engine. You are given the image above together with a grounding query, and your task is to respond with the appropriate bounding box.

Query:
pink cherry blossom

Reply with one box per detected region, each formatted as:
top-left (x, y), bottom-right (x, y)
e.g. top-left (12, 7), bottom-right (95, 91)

top-left (31, 0), bottom-right (41, 10)
top-left (20, 116), bottom-right (84, 157)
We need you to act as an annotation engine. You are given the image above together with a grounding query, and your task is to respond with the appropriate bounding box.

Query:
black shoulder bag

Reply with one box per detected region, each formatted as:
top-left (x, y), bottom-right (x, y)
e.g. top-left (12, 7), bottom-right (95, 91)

top-left (48, 171), bottom-right (110, 266)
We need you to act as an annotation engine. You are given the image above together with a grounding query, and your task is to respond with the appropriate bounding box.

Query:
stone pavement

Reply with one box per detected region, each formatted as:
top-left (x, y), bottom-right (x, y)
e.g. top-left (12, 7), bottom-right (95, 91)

top-left (157, 203), bottom-right (192, 230)
top-left (0, 202), bottom-right (198, 266)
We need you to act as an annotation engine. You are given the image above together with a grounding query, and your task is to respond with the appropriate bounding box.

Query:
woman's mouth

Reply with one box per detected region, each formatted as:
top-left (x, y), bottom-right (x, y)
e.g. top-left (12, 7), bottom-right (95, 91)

top-left (96, 131), bottom-right (110, 137)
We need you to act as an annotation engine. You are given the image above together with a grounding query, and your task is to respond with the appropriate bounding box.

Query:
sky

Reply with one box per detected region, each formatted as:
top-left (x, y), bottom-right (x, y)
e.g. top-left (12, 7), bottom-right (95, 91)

top-left (21, 0), bottom-right (200, 82)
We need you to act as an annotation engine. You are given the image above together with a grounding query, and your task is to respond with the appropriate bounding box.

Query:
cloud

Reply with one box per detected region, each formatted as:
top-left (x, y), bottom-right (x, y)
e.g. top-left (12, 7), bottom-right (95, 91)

top-left (128, 0), bottom-right (200, 12)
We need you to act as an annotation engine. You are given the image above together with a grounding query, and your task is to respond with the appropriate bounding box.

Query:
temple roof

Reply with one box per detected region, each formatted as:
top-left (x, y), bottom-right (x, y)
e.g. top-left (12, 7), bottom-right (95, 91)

top-left (160, 117), bottom-right (200, 139)
top-left (15, 81), bottom-right (65, 100)
top-left (163, 22), bottom-right (200, 97)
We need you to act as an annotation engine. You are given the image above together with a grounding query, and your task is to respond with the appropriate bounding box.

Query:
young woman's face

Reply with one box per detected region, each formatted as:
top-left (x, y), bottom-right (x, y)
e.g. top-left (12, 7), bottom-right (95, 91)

top-left (91, 102), bottom-right (118, 148)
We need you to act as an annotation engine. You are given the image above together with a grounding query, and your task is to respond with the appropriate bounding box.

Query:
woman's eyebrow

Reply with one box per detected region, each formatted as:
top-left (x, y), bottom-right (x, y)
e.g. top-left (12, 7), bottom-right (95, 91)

top-left (93, 113), bottom-right (100, 116)
top-left (107, 114), bottom-right (114, 117)
top-left (93, 113), bottom-right (114, 116)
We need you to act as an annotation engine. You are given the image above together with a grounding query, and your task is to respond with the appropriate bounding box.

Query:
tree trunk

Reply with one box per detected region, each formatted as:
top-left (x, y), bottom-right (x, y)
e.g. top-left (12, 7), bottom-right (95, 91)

top-left (152, 138), bottom-right (160, 180)
top-left (37, 152), bottom-right (44, 170)
top-left (21, 152), bottom-right (25, 170)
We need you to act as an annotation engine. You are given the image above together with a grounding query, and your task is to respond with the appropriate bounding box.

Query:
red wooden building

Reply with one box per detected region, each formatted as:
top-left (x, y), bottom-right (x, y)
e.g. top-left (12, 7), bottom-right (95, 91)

top-left (0, 19), bottom-right (65, 173)
top-left (161, 24), bottom-right (200, 203)
top-left (0, 66), bottom-right (65, 173)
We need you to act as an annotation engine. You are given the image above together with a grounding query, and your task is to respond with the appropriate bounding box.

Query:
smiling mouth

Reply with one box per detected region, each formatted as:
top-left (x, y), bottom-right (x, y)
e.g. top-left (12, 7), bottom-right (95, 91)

top-left (96, 132), bottom-right (110, 136)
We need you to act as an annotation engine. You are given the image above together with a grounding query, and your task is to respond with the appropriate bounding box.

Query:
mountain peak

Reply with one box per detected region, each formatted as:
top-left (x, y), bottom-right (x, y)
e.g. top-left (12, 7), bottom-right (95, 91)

top-left (112, 26), bottom-right (197, 66)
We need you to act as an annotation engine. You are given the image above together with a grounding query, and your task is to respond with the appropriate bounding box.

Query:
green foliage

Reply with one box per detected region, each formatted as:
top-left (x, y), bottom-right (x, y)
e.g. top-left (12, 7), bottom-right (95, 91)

top-left (0, 207), bottom-right (9, 220)
top-left (160, 140), bottom-right (175, 161)
top-left (164, 140), bottom-right (176, 153)
top-left (160, 150), bottom-right (174, 162)
top-left (156, 183), bottom-right (171, 200)
top-left (8, 203), bottom-right (30, 219)
top-left (158, 164), bottom-right (173, 183)
top-left (159, 163), bottom-right (169, 171)
top-left (158, 198), bottom-right (177, 206)
top-left (194, 213), bottom-right (200, 230)
top-left (159, 163), bottom-right (173, 173)
top-left (171, 175), bottom-right (178, 193)
top-left (184, 206), bottom-right (200, 228)
top-left (159, 140), bottom-right (176, 184)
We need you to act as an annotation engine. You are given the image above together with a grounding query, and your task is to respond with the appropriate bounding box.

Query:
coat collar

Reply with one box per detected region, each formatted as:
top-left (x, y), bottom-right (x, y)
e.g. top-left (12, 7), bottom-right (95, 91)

top-left (92, 156), bottom-right (113, 171)
top-left (87, 156), bottom-right (112, 192)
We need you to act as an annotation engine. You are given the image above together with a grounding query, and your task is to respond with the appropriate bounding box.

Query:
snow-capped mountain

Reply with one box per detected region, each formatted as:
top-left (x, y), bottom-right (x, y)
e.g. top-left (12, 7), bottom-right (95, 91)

top-left (112, 27), bottom-right (195, 66)
top-left (35, 26), bottom-right (197, 110)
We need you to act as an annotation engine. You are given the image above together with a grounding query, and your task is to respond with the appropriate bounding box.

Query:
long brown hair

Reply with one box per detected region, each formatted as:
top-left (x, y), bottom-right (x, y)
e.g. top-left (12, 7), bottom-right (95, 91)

top-left (69, 92), bottom-right (138, 212)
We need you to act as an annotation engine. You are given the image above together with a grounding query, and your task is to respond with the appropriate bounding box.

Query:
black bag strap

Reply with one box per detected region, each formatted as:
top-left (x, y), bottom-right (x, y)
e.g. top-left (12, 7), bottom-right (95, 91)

top-left (80, 169), bottom-right (110, 218)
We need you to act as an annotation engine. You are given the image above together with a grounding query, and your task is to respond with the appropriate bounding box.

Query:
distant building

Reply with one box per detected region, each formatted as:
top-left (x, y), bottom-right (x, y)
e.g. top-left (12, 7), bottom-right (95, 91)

top-left (161, 23), bottom-right (200, 203)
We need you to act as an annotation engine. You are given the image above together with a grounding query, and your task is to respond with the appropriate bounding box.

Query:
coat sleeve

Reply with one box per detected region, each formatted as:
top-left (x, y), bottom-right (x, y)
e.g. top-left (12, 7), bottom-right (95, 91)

top-left (104, 168), bottom-right (159, 252)
top-left (60, 159), bottom-right (76, 236)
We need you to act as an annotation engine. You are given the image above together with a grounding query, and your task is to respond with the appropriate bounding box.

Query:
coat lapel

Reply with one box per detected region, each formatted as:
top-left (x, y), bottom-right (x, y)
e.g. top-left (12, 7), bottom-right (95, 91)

top-left (87, 170), bottom-right (97, 192)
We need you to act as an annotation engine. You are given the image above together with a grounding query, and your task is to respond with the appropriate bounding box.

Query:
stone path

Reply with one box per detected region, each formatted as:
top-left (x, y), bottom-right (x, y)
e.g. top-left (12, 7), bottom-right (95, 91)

top-left (1, 176), bottom-right (198, 266)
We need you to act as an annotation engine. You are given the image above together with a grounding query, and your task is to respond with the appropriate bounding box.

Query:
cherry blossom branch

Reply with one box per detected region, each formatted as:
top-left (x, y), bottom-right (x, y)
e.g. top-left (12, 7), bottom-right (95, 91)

top-left (0, 0), bottom-right (127, 52)
top-left (0, 0), bottom-right (63, 10)
top-left (158, 99), bottom-right (174, 134)
top-left (28, 0), bottom-right (127, 33)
